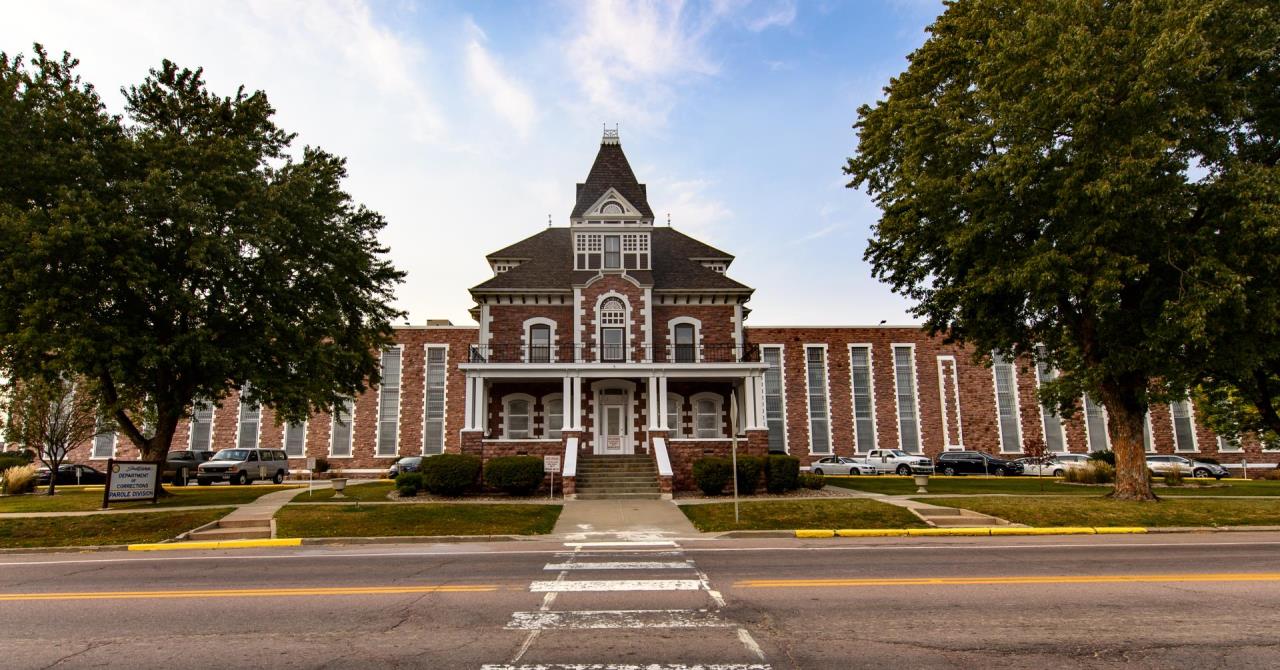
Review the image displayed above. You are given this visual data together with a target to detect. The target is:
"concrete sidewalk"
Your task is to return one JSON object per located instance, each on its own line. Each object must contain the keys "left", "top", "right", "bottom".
{"left": 552, "top": 498, "right": 698, "bottom": 540}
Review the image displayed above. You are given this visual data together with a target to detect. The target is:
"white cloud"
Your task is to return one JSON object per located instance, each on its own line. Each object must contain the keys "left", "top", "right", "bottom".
{"left": 649, "top": 177, "right": 733, "bottom": 242}
{"left": 741, "top": 1, "right": 797, "bottom": 31}
{"left": 464, "top": 19, "right": 537, "bottom": 138}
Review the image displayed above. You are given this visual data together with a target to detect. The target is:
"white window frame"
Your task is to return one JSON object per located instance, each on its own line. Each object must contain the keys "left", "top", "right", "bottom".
{"left": 1169, "top": 399, "right": 1199, "bottom": 453}
{"left": 668, "top": 317, "right": 702, "bottom": 363}
{"left": 595, "top": 293, "right": 630, "bottom": 363}
{"left": 667, "top": 392, "right": 685, "bottom": 438}
{"left": 761, "top": 345, "right": 788, "bottom": 453}
{"left": 849, "top": 344, "right": 877, "bottom": 453}
{"left": 1143, "top": 411, "right": 1155, "bottom": 453}
{"left": 91, "top": 425, "right": 117, "bottom": 460}
{"left": 523, "top": 317, "right": 557, "bottom": 363}
{"left": 891, "top": 344, "right": 922, "bottom": 453}
{"left": 804, "top": 344, "right": 832, "bottom": 454}
{"left": 991, "top": 352, "right": 1023, "bottom": 454}
{"left": 189, "top": 401, "right": 215, "bottom": 452}
{"left": 375, "top": 345, "right": 403, "bottom": 457}
{"left": 283, "top": 419, "right": 307, "bottom": 458}
{"left": 1082, "top": 394, "right": 1111, "bottom": 452}
{"left": 690, "top": 392, "right": 724, "bottom": 439}
{"left": 1218, "top": 435, "right": 1243, "bottom": 452}
{"left": 422, "top": 344, "right": 448, "bottom": 455}
{"left": 503, "top": 393, "right": 535, "bottom": 440}
{"left": 329, "top": 397, "right": 355, "bottom": 458}
{"left": 541, "top": 393, "right": 564, "bottom": 439}
{"left": 235, "top": 388, "right": 261, "bottom": 450}
{"left": 1033, "top": 355, "right": 1068, "bottom": 453}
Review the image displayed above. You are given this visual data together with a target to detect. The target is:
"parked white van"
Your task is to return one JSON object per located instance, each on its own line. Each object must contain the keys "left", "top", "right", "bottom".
{"left": 196, "top": 448, "right": 290, "bottom": 485}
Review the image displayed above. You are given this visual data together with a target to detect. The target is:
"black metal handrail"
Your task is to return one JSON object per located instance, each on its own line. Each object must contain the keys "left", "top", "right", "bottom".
{"left": 468, "top": 343, "right": 759, "bottom": 364}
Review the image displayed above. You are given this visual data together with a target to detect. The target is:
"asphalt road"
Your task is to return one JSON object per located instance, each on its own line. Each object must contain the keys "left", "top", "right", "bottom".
{"left": 2, "top": 532, "right": 1279, "bottom": 669}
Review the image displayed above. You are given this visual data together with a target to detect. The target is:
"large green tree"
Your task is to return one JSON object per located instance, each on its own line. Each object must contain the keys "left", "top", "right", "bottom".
{"left": 846, "top": 1, "right": 1278, "bottom": 500}
{"left": 0, "top": 47, "right": 405, "bottom": 462}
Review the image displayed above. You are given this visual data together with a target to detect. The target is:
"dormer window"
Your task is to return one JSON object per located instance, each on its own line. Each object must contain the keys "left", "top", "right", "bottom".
{"left": 702, "top": 261, "right": 728, "bottom": 273}
{"left": 576, "top": 232, "right": 649, "bottom": 270}
{"left": 495, "top": 262, "right": 518, "bottom": 274}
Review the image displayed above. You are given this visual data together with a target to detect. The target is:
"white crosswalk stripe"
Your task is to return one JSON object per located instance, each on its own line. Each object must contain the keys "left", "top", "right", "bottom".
{"left": 481, "top": 665, "right": 772, "bottom": 670}
{"left": 529, "top": 579, "right": 702, "bottom": 592}
{"left": 543, "top": 561, "right": 694, "bottom": 571}
{"left": 506, "top": 609, "right": 733, "bottom": 630}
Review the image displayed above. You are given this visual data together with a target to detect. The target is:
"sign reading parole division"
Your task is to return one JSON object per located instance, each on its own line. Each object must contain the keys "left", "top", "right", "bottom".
{"left": 544, "top": 455, "right": 561, "bottom": 473}
{"left": 103, "top": 460, "right": 162, "bottom": 507}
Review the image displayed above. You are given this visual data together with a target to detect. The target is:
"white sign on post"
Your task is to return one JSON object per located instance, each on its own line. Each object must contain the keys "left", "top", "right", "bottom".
{"left": 103, "top": 460, "right": 161, "bottom": 506}
{"left": 544, "top": 455, "right": 561, "bottom": 473}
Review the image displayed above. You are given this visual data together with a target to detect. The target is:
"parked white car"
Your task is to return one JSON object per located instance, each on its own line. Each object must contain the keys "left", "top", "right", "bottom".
{"left": 1018, "top": 453, "right": 1090, "bottom": 477}
{"left": 809, "top": 456, "right": 878, "bottom": 476}
{"left": 853, "top": 449, "right": 935, "bottom": 476}
{"left": 1146, "top": 455, "right": 1228, "bottom": 479}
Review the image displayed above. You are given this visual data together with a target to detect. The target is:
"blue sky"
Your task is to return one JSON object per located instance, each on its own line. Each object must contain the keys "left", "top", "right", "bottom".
{"left": 3, "top": 0, "right": 945, "bottom": 325}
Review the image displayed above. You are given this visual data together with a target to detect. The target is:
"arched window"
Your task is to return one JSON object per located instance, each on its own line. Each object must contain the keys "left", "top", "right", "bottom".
{"left": 529, "top": 324, "right": 551, "bottom": 362}
{"left": 504, "top": 394, "right": 534, "bottom": 439}
{"left": 601, "top": 201, "right": 623, "bottom": 215}
{"left": 667, "top": 393, "right": 684, "bottom": 437}
{"left": 599, "top": 297, "right": 626, "bottom": 362}
{"left": 692, "top": 392, "right": 724, "bottom": 439}
{"left": 542, "top": 394, "right": 564, "bottom": 439}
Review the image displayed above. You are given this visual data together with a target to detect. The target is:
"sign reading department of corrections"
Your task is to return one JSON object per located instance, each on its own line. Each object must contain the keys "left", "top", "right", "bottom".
{"left": 102, "top": 460, "right": 162, "bottom": 507}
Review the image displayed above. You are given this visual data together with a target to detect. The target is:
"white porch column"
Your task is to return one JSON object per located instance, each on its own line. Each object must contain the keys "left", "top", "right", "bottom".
{"left": 570, "top": 376, "right": 584, "bottom": 429}
{"left": 749, "top": 372, "right": 767, "bottom": 430}
{"left": 658, "top": 376, "right": 669, "bottom": 430}
{"left": 479, "top": 379, "right": 490, "bottom": 434}
{"left": 647, "top": 375, "right": 659, "bottom": 429}
{"left": 562, "top": 375, "right": 572, "bottom": 427}
{"left": 463, "top": 373, "right": 475, "bottom": 430}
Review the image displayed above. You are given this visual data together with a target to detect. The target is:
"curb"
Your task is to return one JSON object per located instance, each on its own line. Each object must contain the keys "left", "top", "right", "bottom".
{"left": 300, "top": 534, "right": 532, "bottom": 545}
{"left": 128, "top": 538, "right": 302, "bottom": 552}
{"left": 794, "top": 526, "right": 1151, "bottom": 537}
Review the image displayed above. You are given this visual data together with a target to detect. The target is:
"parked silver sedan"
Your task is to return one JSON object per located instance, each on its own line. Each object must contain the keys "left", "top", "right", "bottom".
{"left": 809, "top": 456, "right": 876, "bottom": 476}
{"left": 1018, "top": 453, "right": 1090, "bottom": 477}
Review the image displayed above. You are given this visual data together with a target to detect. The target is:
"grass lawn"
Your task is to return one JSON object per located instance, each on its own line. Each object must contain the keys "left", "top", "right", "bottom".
{"left": 0, "top": 508, "right": 230, "bottom": 549}
{"left": 0, "top": 485, "right": 303, "bottom": 514}
{"left": 827, "top": 476, "right": 1280, "bottom": 497}
{"left": 290, "top": 480, "right": 394, "bottom": 502}
{"left": 925, "top": 496, "right": 1280, "bottom": 527}
{"left": 680, "top": 499, "right": 926, "bottom": 532}
{"left": 275, "top": 503, "right": 562, "bottom": 537}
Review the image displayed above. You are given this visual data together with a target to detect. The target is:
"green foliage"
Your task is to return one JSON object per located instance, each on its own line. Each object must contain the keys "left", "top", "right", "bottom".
{"left": 419, "top": 454, "right": 481, "bottom": 497}
{"left": 844, "top": 1, "right": 1280, "bottom": 500}
{"left": 1063, "top": 462, "right": 1115, "bottom": 485}
{"left": 1194, "top": 383, "right": 1280, "bottom": 451}
{"left": 312, "top": 457, "right": 330, "bottom": 474}
{"left": 1164, "top": 466, "right": 1186, "bottom": 487}
{"left": 692, "top": 457, "right": 732, "bottom": 496}
{"left": 395, "top": 472, "right": 423, "bottom": 495}
{"left": 735, "top": 455, "right": 764, "bottom": 495}
{"left": 0, "top": 454, "right": 30, "bottom": 473}
{"left": 483, "top": 456, "right": 545, "bottom": 496}
{"left": 798, "top": 473, "right": 826, "bottom": 490}
{"left": 765, "top": 455, "right": 800, "bottom": 493}
{"left": 0, "top": 464, "right": 38, "bottom": 495}
{"left": 396, "top": 484, "right": 418, "bottom": 498}
{"left": 0, "top": 46, "right": 404, "bottom": 463}
{"left": 1088, "top": 451, "right": 1117, "bottom": 467}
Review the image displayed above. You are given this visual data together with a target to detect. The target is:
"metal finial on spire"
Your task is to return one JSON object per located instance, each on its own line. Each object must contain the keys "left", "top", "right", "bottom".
{"left": 667, "top": 212, "right": 671, "bottom": 226}
{"left": 547, "top": 214, "right": 552, "bottom": 228}
{"left": 602, "top": 123, "right": 620, "bottom": 145}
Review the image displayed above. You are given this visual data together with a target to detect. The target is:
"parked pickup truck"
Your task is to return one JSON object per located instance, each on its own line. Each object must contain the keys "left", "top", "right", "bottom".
{"left": 850, "top": 449, "right": 935, "bottom": 476}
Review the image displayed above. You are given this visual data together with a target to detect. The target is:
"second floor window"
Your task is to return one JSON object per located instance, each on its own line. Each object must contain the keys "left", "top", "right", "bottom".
{"left": 600, "top": 298, "right": 626, "bottom": 361}
{"left": 604, "top": 235, "right": 621, "bottom": 269}
{"left": 674, "top": 324, "right": 695, "bottom": 362}
{"left": 529, "top": 324, "right": 551, "bottom": 362}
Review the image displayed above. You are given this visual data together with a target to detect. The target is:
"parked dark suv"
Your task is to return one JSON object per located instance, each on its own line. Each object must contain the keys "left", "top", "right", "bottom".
{"left": 164, "top": 450, "right": 216, "bottom": 486}
{"left": 935, "top": 451, "right": 1024, "bottom": 476}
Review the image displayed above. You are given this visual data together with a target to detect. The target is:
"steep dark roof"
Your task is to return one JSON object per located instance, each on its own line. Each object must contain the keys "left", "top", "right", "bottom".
{"left": 571, "top": 141, "right": 654, "bottom": 219}
{"left": 471, "top": 228, "right": 748, "bottom": 293}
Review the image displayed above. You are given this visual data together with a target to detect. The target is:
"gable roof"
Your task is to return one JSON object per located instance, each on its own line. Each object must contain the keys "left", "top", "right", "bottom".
{"left": 570, "top": 141, "right": 654, "bottom": 219}
{"left": 472, "top": 228, "right": 748, "bottom": 293}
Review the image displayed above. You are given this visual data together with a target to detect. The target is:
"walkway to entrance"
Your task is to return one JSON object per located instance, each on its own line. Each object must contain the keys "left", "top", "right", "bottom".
{"left": 552, "top": 499, "right": 698, "bottom": 540}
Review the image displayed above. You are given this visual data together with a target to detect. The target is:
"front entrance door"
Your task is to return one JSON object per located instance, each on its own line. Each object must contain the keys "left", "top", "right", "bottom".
{"left": 595, "top": 388, "right": 632, "bottom": 455}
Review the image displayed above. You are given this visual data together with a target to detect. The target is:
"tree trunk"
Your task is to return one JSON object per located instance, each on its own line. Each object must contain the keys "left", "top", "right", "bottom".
{"left": 1099, "top": 382, "right": 1157, "bottom": 501}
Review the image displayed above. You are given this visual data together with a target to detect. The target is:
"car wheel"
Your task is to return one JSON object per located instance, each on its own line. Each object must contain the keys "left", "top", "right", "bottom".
{"left": 896, "top": 464, "right": 911, "bottom": 476}
{"left": 1193, "top": 468, "right": 1210, "bottom": 479}
{"left": 1052, "top": 469, "right": 1064, "bottom": 477}
{"left": 993, "top": 468, "right": 1006, "bottom": 477}
{"left": 813, "top": 468, "right": 824, "bottom": 476}
{"left": 198, "top": 478, "right": 212, "bottom": 486}
{"left": 230, "top": 471, "right": 245, "bottom": 486}
{"left": 943, "top": 466, "right": 957, "bottom": 476}
{"left": 273, "top": 470, "right": 285, "bottom": 484}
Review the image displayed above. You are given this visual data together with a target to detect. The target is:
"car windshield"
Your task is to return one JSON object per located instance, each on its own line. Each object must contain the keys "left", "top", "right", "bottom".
{"left": 886, "top": 450, "right": 910, "bottom": 458}
{"left": 212, "top": 450, "right": 251, "bottom": 462}
{"left": 399, "top": 457, "right": 421, "bottom": 465}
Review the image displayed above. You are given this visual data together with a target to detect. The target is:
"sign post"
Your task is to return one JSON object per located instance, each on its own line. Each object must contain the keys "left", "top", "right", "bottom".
{"left": 545, "top": 454, "right": 561, "bottom": 499}
{"left": 306, "top": 457, "right": 316, "bottom": 498}
{"left": 730, "top": 390, "right": 740, "bottom": 525}
{"left": 102, "top": 459, "right": 162, "bottom": 509}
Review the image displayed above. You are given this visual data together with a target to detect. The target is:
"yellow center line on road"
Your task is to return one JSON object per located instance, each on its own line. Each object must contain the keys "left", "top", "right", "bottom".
{"left": 0, "top": 584, "right": 499, "bottom": 602}
{"left": 736, "top": 572, "right": 1280, "bottom": 588}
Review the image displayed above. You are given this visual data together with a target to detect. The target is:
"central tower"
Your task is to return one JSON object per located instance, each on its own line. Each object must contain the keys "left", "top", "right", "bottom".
{"left": 570, "top": 129, "right": 654, "bottom": 271}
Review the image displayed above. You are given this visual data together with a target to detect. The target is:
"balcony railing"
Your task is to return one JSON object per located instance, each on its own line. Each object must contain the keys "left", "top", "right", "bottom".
{"left": 467, "top": 343, "right": 760, "bottom": 364}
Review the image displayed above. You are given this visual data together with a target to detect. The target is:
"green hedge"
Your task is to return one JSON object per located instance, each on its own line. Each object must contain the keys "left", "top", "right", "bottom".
{"left": 395, "top": 472, "right": 424, "bottom": 496}
{"left": 765, "top": 454, "right": 801, "bottom": 493}
{"left": 692, "top": 457, "right": 732, "bottom": 496}
{"left": 798, "top": 472, "right": 826, "bottom": 490}
{"left": 420, "top": 454, "right": 481, "bottom": 496}
{"left": 735, "top": 455, "right": 764, "bottom": 495}
{"left": 484, "top": 456, "right": 545, "bottom": 496}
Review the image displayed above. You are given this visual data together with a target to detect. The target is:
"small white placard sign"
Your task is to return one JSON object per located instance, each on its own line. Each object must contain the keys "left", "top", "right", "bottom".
{"left": 105, "top": 462, "right": 160, "bottom": 502}
{"left": 544, "top": 455, "right": 561, "bottom": 473}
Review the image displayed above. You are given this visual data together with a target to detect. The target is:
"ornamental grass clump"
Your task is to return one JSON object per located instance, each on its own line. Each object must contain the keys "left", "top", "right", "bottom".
{"left": 0, "top": 464, "right": 39, "bottom": 495}
{"left": 1063, "top": 461, "right": 1115, "bottom": 485}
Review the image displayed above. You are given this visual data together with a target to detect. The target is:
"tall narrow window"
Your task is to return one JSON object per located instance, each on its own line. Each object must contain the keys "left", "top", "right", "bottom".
{"left": 805, "top": 346, "right": 831, "bottom": 454}
{"left": 694, "top": 394, "right": 722, "bottom": 439}
{"left": 237, "top": 390, "right": 260, "bottom": 450}
{"left": 92, "top": 425, "right": 116, "bottom": 459}
{"left": 992, "top": 353, "right": 1022, "bottom": 453}
{"left": 1034, "top": 358, "right": 1067, "bottom": 452}
{"left": 762, "top": 347, "right": 786, "bottom": 452}
{"left": 190, "top": 401, "right": 214, "bottom": 452}
{"left": 423, "top": 346, "right": 447, "bottom": 455}
{"left": 1083, "top": 394, "right": 1109, "bottom": 452}
{"left": 604, "top": 235, "right": 621, "bottom": 269}
{"left": 330, "top": 397, "right": 354, "bottom": 457}
{"left": 850, "top": 346, "right": 876, "bottom": 452}
{"left": 599, "top": 298, "right": 626, "bottom": 362}
{"left": 377, "top": 348, "right": 401, "bottom": 456}
{"left": 893, "top": 346, "right": 921, "bottom": 452}
{"left": 505, "top": 396, "right": 532, "bottom": 439}
{"left": 529, "top": 325, "right": 551, "bottom": 363}
{"left": 674, "top": 324, "right": 695, "bottom": 362}
{"left": 1170, "top": 399, "right": 1197, "bottom": 452}
{"left": 1143, "top": 412, "right": 1155, "bottom": 452}
{"left": 544, "top": 395, "right": 564, "bottom": 439}
{"left": 667, "top": 393, "right": 684, "bottom": 437}
{"left": 284, "top": 420, "right": 306, "bottom": 457}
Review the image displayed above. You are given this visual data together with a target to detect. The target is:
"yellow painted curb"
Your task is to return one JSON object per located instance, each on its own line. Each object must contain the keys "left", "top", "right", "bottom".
{"left": 836, "top": 528, "right": 910, "bottom": 537}
{"left": 989, "top": 527, "right": 1096, "bottom": 536}
{"left": 906, "top": 527, "right": 992, "bottom": 536}
{"left": 1092, "top": 527, "right": 1149, "bottom": 534}
{"left": 794, "top": 530, "right": 836, "bottom": 538}
{"left": 128, "top": 538, "right": 302, "bottom": 552}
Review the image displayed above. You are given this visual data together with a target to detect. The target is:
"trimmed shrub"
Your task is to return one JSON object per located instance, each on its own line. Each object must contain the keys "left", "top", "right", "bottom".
{"left": 734, "top": 456, "right": 764, "bottom": 495}
{"left": 1164, "top": 465, "right": 1185, "bottom": 487}
{"left": 1063, "top": 461, "right": 1115, "bottom": 485}
{"left": 0, "top": 463, "right": 39, "bottom": 495}
{"left": 395, "top": 471, "right": 424, "bottom": 495}
{"left": 420, "top": 454, "right": 481, "bottom": 496}
{"left": 1261, "top": 467, "right": 1280, "bottom": 481}
{"left": 484, "top": 456, "right": 545, "bottom": 496}
{"left": 692, "top": 457, "right": 733, "bottom": 496}
{"left": 0, "top": 455, "right": 30, "bottom": 474}
{"left": 312, "top": 457, "right": 331, "bottom": 474}
{"left": 798, "top": 472, "right": 826, "bottom": 490}
{"left": 1088, "top": 450, "right": 1116, "bottom": 466}
{"left": 765, "top": 454, "right": 801, "bottom": 493}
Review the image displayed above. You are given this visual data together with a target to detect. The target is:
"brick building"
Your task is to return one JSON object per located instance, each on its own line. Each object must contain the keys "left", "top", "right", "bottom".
{"left": 74, "top": 131, "right": 1277, "bottom": 490}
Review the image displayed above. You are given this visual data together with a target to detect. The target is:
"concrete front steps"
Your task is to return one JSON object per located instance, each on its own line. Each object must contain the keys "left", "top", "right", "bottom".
{"left": 574, "top": 454, "right": 661, "bottom": 500}
{"left": 912, "top": 506, "right": 1011, "bottom": 528}
{"left": 186, "top": 516, "right": 272, "bottom": 541}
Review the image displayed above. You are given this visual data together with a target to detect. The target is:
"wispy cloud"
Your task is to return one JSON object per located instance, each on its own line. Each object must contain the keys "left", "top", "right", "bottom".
{"left": 791, "top": 221, "right": 847, "bottom": 245}
{"left": 464, "top": 19, "right": 537, "bottom": 138}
